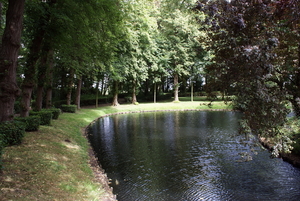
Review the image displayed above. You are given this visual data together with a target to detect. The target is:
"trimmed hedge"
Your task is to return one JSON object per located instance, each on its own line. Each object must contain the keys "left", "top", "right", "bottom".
{"left": 47, "top": 108, "right": 61, "bottom": 119}
{"left": 0, "top": 138, "right": 3, "bottom": 169}
{"left": 61, "top": 105, "right": 77, "bottom": 113}
{"left": 14, "top": 116, "right": 41, "bottom": 132}
{"left": 0, "top": 121, "right": 25, "bottom": 147}
{"left": 0, "top": 121, "right": 25, "bottom": 170}
{"left": 30, "top": 110, "right": 53, "bottom": 126}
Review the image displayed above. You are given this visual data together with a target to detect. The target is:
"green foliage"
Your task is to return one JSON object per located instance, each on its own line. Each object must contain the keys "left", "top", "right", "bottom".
{"left": 46, "top": 108, "right": 61, "bottom": 120}
{"left": 14, "top": 101, "right": 21, "bottom": 114}
{"left": 14, "top": 116, "right": 41, "bottom": 132}
{"left": 80, "top": 96, "right": 111, "bottom": 106}
{"left": 61, "top": 105, "right": 77, "bottom": 113}
{"left": 0, "top": 138, "right": 4, "bottom": 170}
{"left": 196, "top": 0, "right": 299, "bottom": 156}
{"left": 30, "top": 110, "right": 53, "bottom": 126}
{"left": 125, "top": 96, "right": 132, "bottom": 103}
{"left": 293, "top": 138, "right": 300, "bottom": 155}
{"left": 0, "top": 121, "right": 25, "bottom": 147}
{"left": 280, "top": 117, "right": 300, "bottom": 155}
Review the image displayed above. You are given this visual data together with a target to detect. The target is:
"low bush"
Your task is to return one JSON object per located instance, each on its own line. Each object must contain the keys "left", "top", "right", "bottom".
{"left": 0, "top": 138, "right": 4, "bottom": 170}
{"left": 0, "top": 121, "right": 25, "bottom": 146}
{"left": 61, "top": 105, "right": 77, "bottom": 113}
{"left": 46, "top": 108, "right": 61, "bottom": 119}
{"left": 14, "top": 101, "right": 21, "bottom": 114}
{"left": 15, "top": 116, "right": 41, "bottom": 131}
{"left": 125, "top": 96, "right": 132, "bottom": 103}
{"left": 30, "top": 110, "right": 53, "bottom": 125}
{"left": 292, "top": 138, "right": 300, "bottom": 155}
{"left": 80, "top": 97, "right": 111, "bottom": 106}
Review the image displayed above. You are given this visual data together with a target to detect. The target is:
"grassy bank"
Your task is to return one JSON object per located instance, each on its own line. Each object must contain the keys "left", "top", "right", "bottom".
{"left": 0, "top": 101, "right": 231, "bottom": 200}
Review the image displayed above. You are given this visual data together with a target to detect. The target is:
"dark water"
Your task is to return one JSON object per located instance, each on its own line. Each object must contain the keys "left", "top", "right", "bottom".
{"left": 87, "top": 111, "right": 300, "bottom": 201}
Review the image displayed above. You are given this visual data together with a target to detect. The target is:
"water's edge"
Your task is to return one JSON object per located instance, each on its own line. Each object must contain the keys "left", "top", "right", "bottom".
{"left": 84, "top": 109, "right": 300, "bottom": 200}
{"left": 83, "top": 109, "right": 232, "bottom": 200}
{"left": 83, "top": 127, "right": 117, "bottom": 201}
{"left": 259, "top": 137, "right": 300, "bottom": 168}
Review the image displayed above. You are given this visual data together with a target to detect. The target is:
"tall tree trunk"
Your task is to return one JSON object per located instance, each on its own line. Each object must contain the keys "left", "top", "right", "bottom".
{"left": 66, "top": 68, "right": 75, "bottom": 105}
{"left": 35, "top": 86, "right": 44, "bottom": 111}
{"left": 174, "top": 73, "right": 179, "bottom": 102}
{"left": 45, "top": 49, "right": 54, "bottom": 109}
{"left": 96, "top": 86, "right": 99, "bottom": 108}
{"left": 154, "top": 82, "right": 157, "bottom": 103}
{"left": 20, "top": 32, "right": 43, "bottom": 115}
{"left": 20, "top": 1, "right": 55, "bottom": 116}
{"left": 103, "top": 76, "right": 110, "bottom": 96}
{"left": 132, "top": 80, "right": 137, "bottom": 104}
{"left": 191, "top": 79, "right": 194, "bottom": 102}
{"left": 0, "top": 3, "right": 2, "bottom": 28}
{"left": 35, "top": 46, "right": 51, "bottom": 111}
{"left": 182, "top": 77, "right": 187, "bottom": 96}
{"left": 95, "top": 79, "right": 100, "bottom": 107}
{"left": 100, "top": 77, "right": 105, "bottom": 95}
{"left": 111, "top": 80, "right": 119, "bottom": 106}
{"left": 144, "top": 79, "right": 149, "bottom": 97}
{"left": 75, "top": 75, "right": 82, "bottom": 110}
{"left": 0, "top": 0, "right": 25, "bottom": 122}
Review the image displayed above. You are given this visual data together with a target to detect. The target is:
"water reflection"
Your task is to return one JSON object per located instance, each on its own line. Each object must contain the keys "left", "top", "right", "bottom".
{"left": 87, "top": 111, "right": 300, "bottom": 201}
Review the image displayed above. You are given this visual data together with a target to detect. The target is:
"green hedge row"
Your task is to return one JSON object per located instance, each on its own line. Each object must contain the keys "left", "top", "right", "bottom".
{"left": 30, "top": 110, "right": 53, "bottom": 126}
{"left": 15, "top": 116, "right": 41, "bottom": 132}
{"left": 61, "top": 105, "right": 77, "bottom": 113}
{"left": 47, "top": 108, "right": 61, "bottom": 119}
{"left": 0, "top": 121, "right": 26, "bottom": 169}
{"left": 0, "top": 108, "right": 61, "bottom": 170}
{"left": 0, "top": 121, "right": 25, "bottom": 146}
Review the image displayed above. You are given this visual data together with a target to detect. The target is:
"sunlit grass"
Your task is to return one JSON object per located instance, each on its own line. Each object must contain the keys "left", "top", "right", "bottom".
{"left": 1, "top": 100, "right": 231, "bottom": 200}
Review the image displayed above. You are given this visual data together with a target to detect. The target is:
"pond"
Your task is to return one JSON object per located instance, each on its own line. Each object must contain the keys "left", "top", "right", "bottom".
{"left": 87, "top": 111, "right": 300, "bottom": 201}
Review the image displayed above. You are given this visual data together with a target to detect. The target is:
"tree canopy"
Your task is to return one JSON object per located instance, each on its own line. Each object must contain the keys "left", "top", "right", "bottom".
{"left": 1, "top": 0, "right": 300, "bottom": 156}
{"left": 196, "top": 0, "right": 300, "bottom": 155}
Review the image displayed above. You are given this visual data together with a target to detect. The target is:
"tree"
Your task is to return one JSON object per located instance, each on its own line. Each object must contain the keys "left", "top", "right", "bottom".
{"left": 196, "top": 0, "right": 299, "bottom": 155}
{"left": 20, "top": 0, "right": 58, "bottom": 116}
{"left": 117, "top": 0, "right": 160, "bottom": 104}
{"left": 19, "top": 0, "right": 123, "bottom": 111}
{"left": 158, "top": 1, "right": 202, "bottom": 101}
{"left": 0, "top": 0, "right": 25, "bottom": 122}
{"left": 271, "top": 0, "right": 300, "bottom": 117}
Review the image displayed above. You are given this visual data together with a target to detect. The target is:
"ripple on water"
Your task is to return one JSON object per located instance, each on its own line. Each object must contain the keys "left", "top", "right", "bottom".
{"left": 88, "top": 111, "right": 300, "bottom": 201}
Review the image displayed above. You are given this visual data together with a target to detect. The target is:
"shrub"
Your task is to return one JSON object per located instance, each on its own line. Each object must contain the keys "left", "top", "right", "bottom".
{"left": 0, "top": 121, "right": 25, "bottom": 146}
{"left": 14, "top": 101, "right": 21, "bottom": 114}
{"left": 46, "top": 108, "right": 61, "bottom": 119}
{"left": 292, "top": 138, "right": 300, "bottom": 155}
{"left": 30, "top": 110, "right": 53, "bottom": 125}
{"left": 61, "top": 105, "right": 77, "bottom": 113}
{"left": 0, "top": 138, "right": 4, "bottom": 173}
{"left": 125, "top": 97, "right": 132, "bottom": 103}
{"left": 14, "top": 116, "right": 41, "bottom": 131}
